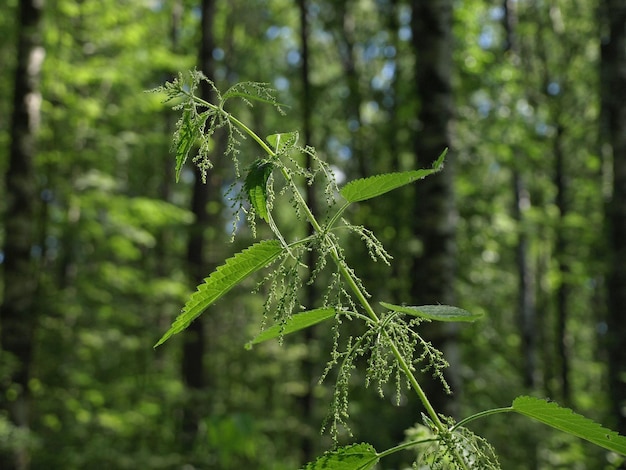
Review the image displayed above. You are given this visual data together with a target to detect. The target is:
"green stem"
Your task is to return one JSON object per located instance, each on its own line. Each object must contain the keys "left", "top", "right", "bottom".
{"left": 199, "top": 89, "right": 469, "bottom": 469}
{"left": 376, "top": 437, "right": 441, "bottom": 460}
{"left": 450, "top": 406, "right": 514, "bottom": 432}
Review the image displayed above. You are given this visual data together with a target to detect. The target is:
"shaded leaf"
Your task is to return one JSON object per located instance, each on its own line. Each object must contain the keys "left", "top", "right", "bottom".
{"left": 512, "top": 396, "right": 626, "bottom": 456}
{"left": 246, "top": 308, "right": 335, "bottom": 349}
{"left": 155, "top": 240, "right": 284, "bottom": 347}
{"left": 301, "top": 443, "right": 379, "bottom": 470}
{"left": 339, "top": 149, "right": 446, "bottom": 203}
{"left": 380, "top": 302, "right": 482, "bottom": 322}
{"left": 245, "top": 160, "right": 274, "bottom": 222}
{"left": 174, "top": 106, "right": 201, "bottom": 182}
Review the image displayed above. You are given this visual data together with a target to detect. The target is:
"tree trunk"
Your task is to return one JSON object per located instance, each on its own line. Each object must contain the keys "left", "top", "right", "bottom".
{"left": 180, "top": 0, "right": 219, "bottom": 451}
{"left": 297, "top": 0, "right": 317, "bottom": 464}
{"left": 409, "top": 0, "right": 458, "bottom": 416}
{"left": 553, "top": 123, "right": 571, "bottom": 405}
{"left": 602, "top": 0, "right": 626, "bottom": 436}
{"left": 0, "top": 1, "right": 45, "bottom": 469}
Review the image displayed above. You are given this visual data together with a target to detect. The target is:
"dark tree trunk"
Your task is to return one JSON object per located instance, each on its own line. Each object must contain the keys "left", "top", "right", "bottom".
{"left": 297, "top": 0, "right": 317, "bottom": 464}
{"left": 409, "top": 0, "right": 458, "bottom": 416}
{"left": 602, "top": 0, "right": 626, "bottom": 436}
{"left": 553, "top": 123, "right": 571, "bottom": 405}
{"left": 0, "top": 1, "right": 45, "bottom": 469}
{"left": 180, "top": 0, "right": 219, "bottom": 451}
{"left": 513, "top": 172, "right": 537, "bottom": 390}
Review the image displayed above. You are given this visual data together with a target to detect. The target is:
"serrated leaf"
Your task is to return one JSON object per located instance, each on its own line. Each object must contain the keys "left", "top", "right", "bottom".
{"left": 380, "top": 302, "right": 482, "bottom": 322}
{"left": 222, "top": 81, "right": 284, "bottom": 107}
{"left": 246, "top": 308, "right": 335, "bottom": 349}
{"left": 512, "top": 396, "right": 626, "bottom": 455}
{"left": 155, "top": 240, "right": 284, "bottom": 347}
{"left": 244, "top": 160, "right": 274, "bottom": 222}
{"left": 266, "top": 131, "right": 299, "bottom": 154}
{"left": 433, "top": 147, "right": 448, "bottom": 170}
{"left": 339, "top": 170, "right": 432, "bottom": 203}
{"left": 301, "top": 443, "right": 379, "bottom": 470}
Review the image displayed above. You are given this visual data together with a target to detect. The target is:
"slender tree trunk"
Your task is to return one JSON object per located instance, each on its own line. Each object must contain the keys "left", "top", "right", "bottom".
{"left": 297, "top": 0, "right": 317, "bottom": 463}
{"left": 0, "top": 1, "right": 45, "bottom": 469}
{"left": 503, "top": 0, "right": 538, "bottom": 393}
{"left": 602, "top": 0, "right": 626, "bottom": 436}
{"left": 513, "top": 172, "right": 537, "bottom": 389}
{"left": 334, "top": 1, "right": 367, "bottom": 177}
{"left": 409, "top": 0, "right": 459, "bottom": 416}
{"left": 180, "top": 0, "right": 219, "bottom": 451}
{"left": 553, "top": 123, "right": 571, "bottom": 405}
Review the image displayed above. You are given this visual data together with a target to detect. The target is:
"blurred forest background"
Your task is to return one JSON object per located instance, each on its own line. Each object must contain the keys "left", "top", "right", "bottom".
{"left": 1, "top": 0, "right": 626, "bottom": 469}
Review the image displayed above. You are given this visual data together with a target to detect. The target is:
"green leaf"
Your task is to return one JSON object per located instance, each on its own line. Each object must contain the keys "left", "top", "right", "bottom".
{"left": 244, "top": 160, "right": 274, "bottom": 222}
{"left": 512, "top": 396, "right": 626, "bottom": 456}
{"left": 339, "top": 149, "right": 447, "bottom": 203}
{"left": 246, "top": 308, "right": 335, "bottom": 349}
{"left": 380, "top": 302, "right": 483, "bottom": 322}
{"left": 433, "top": 147, "right": 448, "bottom": 170}
{"left": 266, "top": 131, "right": 299, "bottom": 154}
{"left": 174, "top": 107, "right": 200, "bottom": 182}
{"left": 301, "top": 443, "right": 379, "bottom": 470}
{"left": 155, "top": 240, "right": 284, "bottom": 347}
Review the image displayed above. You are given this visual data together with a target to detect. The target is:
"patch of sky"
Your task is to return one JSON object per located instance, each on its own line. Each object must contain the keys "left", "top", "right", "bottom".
{"left": 398, "top": 26, "right": 411, "bottom": 41}
{"left": 274, "top": 76, "right": 290, "bottom": 91}
{"left": 328, "top": 137, "right": 352, "bottom": 162}
{"left": 266, "top": 25, "right": 281, "bottom": 40}
{"left": 383, "top": 45, "right": 396, "bottom": 58}
{"left": 547, "top": 81, "right": 560, "bottom": 96}
{"left": 398, "top": 4, "right": 411, "bottom": 25}
{"left": 287, "top": 49, "right": 301, "bottom": 66}
{"left": 472, "top": 90, "right": 492, "bottom": 117}
{"left": 479, "top": 26, "right": 496, "bottom": 49}
{"left": 363, "top": 43, "right": 380, "bottom": 61}
{"left": 331, "top": 165, "right": 346, "bottom": 185}
{"left": 212, "top": 48, "right": 224, "bottom": 61}
{"left": 372, "top": 61, "right": 396, "bottom": 90}
{"left": 490, "top": 6, "right": 505, "bottom": 21}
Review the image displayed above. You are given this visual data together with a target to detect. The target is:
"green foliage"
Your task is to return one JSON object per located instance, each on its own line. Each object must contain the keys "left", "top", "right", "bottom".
{"left": 155, "top": 72, "right": 626, "bottom": 469}
{"left": 511, "top": 396, "right": 626, "bottom": 455}
{"left": 244, "top": 159, "right": 275, "bottom": 223}
{"left": 155, "top": 239, "right": 284, "bottom": 347}
{"left": 246, "top": 307, "right": 336, "bottom": 349}
{"left": 301, "top": 443, "right": 378, "bottom": 470}
{"left": 380, "top": 302, "right": 483, "bottom": 322}
{"left": 339, "top": 151, "right": 445, "bottom": 203}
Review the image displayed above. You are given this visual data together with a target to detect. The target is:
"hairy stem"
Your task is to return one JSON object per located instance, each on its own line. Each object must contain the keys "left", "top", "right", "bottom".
{"left": 190, "top": 88, "right": 469, "bottom": 468}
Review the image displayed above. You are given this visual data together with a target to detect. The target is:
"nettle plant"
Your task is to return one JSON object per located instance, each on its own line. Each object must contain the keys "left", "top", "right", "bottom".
{"left": 153, "top": 70, "right": 626, "bottom": 469}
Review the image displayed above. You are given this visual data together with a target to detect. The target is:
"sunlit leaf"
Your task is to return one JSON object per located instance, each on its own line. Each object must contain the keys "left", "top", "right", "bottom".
{"left": 266, "top": 131, "right": 299, "bottom": 154}
{"left": 246, "top": 308, "right": 335, "bottom": 349}
{"left": 380, "top": 302, "right": 482, "bottom": 322}
{"left": 155, "top": 240, "right": 284, "bottom": 347}
{"left": 512, "top": 396, "right": 626, "bottom": 456}
{"left": 339, "top": 149, "right": 446, "bottom": 203}
{"left": 301, "top": 443, "right": 379, "bottom": 470}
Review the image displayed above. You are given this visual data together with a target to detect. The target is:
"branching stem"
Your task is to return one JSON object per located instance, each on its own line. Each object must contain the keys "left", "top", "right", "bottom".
{"left": 185, "top": 87, "right": 469, "bottom": 469}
